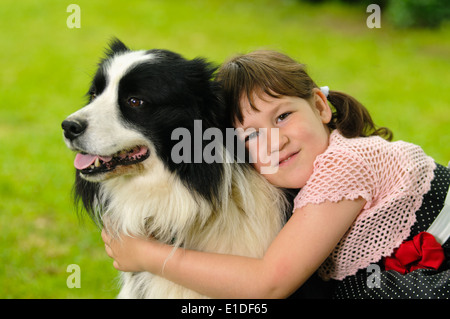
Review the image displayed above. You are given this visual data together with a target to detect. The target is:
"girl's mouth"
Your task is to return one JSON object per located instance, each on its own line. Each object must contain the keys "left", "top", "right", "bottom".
{"left": 278, "top": 151, "right": 299, "bottom": 167}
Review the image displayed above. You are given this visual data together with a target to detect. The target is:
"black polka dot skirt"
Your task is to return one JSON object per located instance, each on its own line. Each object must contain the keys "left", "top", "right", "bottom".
{"left": 332, "top": 163, "right": 450, "bottom": 299}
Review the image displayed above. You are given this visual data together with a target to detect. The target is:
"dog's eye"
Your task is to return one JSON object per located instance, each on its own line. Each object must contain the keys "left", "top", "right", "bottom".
{"left": 127, "top": 97, "right": 144, "bottom": 108}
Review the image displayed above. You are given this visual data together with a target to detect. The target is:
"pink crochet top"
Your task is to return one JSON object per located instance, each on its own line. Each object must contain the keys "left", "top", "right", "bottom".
{"left": 293, "top": 130, "right": 436, "bottom": 280}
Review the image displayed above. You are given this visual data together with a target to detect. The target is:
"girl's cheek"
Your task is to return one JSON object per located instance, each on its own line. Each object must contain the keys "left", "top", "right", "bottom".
{"left": 247, "top": 143, "right": 259, "bottom": 167}
{"left": 247, "top": 142, "right": 273, "bottom": 174}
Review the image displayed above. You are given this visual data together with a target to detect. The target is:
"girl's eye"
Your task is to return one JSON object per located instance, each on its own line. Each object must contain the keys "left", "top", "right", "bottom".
{"left": 127, "top": 97, "right": 144, "bottom": 107}
{"left": 244, "top": 131, "right": 259, "bottom": 142}
{"left": 276, "top": 112, "right": 291, "bottom": 123}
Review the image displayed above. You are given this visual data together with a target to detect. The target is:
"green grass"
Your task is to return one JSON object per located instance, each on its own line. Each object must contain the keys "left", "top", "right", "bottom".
{"left": 1, "top": 0, "right": 449, "bottom": 298}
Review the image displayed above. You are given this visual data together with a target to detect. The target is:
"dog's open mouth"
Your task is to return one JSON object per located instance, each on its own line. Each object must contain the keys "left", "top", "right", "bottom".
{"left": 74, "top": 145, "right": 150, "bottom": 175}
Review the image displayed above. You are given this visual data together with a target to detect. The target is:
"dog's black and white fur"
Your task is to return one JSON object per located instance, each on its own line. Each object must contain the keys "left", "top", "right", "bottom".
{"left": 62, "top": 39, "right": 287, "bottom": 298}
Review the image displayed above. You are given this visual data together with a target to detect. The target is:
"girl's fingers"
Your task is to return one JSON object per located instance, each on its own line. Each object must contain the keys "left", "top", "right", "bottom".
{"left": 101, "top": 228, "right": 111, "bottom": 244}
{"left": 102, "top": 228, "right": 115, "bottom": 258}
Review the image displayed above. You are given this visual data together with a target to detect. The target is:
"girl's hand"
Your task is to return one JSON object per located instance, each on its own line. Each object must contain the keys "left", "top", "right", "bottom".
{"left": 101, "top": 229, "right": 153, "bottom": 272}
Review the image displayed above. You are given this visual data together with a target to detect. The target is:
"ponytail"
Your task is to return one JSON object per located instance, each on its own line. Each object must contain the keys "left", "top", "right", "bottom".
{"left": 326, "top": 90, "right": 393, "bottom": 141}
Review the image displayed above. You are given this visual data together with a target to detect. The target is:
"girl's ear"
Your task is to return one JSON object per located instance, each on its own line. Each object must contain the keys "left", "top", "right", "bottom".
{"left": 313, "top": 88, "right": 332, "bottom": 124}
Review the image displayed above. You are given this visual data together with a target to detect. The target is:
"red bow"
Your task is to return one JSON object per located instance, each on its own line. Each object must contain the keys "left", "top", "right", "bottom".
{"left": 384, "top": 232, "right": 445, "bottom": 274}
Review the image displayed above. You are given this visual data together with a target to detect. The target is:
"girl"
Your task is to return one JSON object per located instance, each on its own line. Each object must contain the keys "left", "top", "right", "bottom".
{"left": 102, "top": 50, "right": 450, "bottom": 299}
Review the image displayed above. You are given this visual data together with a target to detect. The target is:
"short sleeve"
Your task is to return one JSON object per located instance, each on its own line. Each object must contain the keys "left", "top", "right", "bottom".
{"left": 293, "top": 148, "right": 375, "bottom": 211}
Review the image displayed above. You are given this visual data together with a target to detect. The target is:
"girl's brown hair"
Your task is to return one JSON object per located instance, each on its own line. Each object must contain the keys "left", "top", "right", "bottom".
{"left": 216, "top": 50, "right": 392, "bottom": 141}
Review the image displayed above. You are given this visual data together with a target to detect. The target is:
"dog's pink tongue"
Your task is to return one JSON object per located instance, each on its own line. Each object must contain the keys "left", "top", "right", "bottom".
{"left": 74, "top": 153, "right": 112, "bottom": 170}
{"left": 74, "top": 153, "right": 97, "bottom": 170}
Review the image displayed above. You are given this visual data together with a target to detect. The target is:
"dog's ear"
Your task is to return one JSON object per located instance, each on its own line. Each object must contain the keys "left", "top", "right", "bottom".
{"left": 106, "top": 38, "right": 130, "bottom": 56}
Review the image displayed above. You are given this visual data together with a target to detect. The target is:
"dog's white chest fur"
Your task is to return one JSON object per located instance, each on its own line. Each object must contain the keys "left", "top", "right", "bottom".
{"left": 100, "top": 159, "right": 285, "bottom": 299}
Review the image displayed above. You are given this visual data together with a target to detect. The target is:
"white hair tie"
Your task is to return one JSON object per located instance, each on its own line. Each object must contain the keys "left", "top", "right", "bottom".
{"left": 320, "top": 86, "right": 329, "bottom": 98}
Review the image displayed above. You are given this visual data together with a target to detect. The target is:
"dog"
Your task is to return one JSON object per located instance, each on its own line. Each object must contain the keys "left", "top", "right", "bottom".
{"left": 62, "top": 39, "right": 287, "bottom": 298}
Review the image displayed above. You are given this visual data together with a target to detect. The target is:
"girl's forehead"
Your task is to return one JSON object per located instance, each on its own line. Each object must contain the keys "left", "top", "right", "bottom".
{"left": 235, "top": 105, "right": 258, "bottom": 129}
{"left": 241, "top": 92, "right": 293, "bottom": 111}
{"left": 240, "top": 90, "right": 279, "bottom": 111}
{"left": 234, "top": 87, "right": 281, "bottom": 126}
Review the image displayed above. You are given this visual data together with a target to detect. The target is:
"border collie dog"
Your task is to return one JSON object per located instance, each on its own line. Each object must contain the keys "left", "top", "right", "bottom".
{"left": 62, "top": 39, "right": 287, "bottom": 298}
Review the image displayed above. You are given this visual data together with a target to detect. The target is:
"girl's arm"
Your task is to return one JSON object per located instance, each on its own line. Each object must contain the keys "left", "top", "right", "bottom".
{"left": 103, "top": 197, "right": 365, "bottom": 298}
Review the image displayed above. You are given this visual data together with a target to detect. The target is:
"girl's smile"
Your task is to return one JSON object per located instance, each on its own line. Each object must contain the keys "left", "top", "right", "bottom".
{"left": 278, "top": 150, "right": 299, "bottom": 167}
{"left": 236, "top": 89, "right": 332, "bottom": 189}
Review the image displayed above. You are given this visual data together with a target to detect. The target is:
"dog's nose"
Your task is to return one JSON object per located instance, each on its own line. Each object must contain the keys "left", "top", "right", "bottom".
{"left": 62, "top": 119, "right": 87, "bottom": 140}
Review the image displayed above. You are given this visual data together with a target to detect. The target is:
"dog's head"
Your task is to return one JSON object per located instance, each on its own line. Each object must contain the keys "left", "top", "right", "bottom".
{"left": 62, "top": 39, "right": 226, "bottom": 182}
{"left": 62, "top": 40, "right": 232, "bottom": 219}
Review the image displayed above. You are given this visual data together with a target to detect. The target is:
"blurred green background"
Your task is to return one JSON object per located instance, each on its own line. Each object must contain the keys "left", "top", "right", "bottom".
{"left": 1, "top": 0, "right": 449, "bottom": 298}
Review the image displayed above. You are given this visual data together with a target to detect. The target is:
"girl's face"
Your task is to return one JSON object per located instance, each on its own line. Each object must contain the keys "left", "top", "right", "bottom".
{"left": 235, "top": 89, "right": 332, "bottom": 189}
